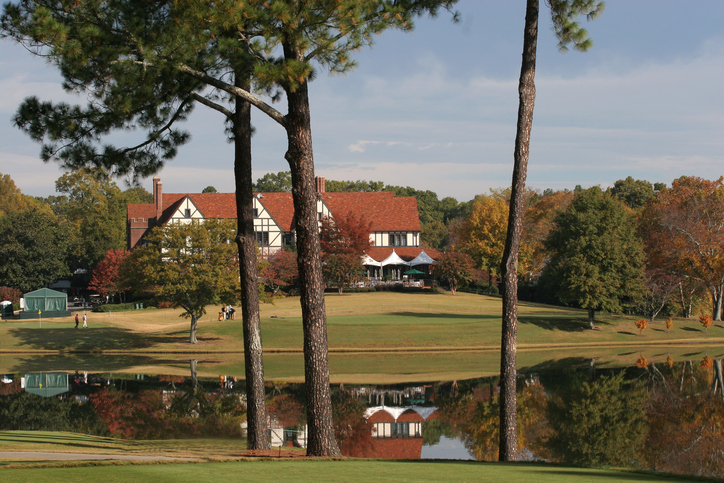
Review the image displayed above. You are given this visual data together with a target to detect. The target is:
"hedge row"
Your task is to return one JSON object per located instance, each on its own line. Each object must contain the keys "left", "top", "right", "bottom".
{"left": 93, "top": 303, "right": 156, "bottom": 312}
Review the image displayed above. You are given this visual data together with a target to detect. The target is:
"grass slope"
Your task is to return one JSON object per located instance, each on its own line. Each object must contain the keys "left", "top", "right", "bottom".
{"left": 1, "top": 292, "right": 722, "bottom": 381}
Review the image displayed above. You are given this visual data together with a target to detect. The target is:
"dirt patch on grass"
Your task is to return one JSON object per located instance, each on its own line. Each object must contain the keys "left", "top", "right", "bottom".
{"left": 237, "top": 449, "right": 307, "bottom": 459}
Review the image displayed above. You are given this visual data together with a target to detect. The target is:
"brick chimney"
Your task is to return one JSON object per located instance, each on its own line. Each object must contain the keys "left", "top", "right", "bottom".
{"left": 153, "top": 177, "right": 163, "bottom": 222}
{"left": 315, "top": 176, "right": 326, "bottom": 194}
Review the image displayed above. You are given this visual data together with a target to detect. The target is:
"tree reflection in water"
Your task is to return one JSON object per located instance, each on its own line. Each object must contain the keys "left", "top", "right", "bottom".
{"left": 2, "top": 355, "right": 724, "bottom": 478}
{"left": 645, "top": 357, "right": 724, "bottom": 477}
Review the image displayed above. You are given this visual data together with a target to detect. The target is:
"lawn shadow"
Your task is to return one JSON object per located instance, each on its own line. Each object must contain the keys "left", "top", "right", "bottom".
{"left": 390, "top": 312, "right": 498, "bottom": 321}
{"left": 8, "top": 327, "right": 190, "bottom": 351}
{"left": 519, "top": 356, "right": 593, "bottom": 373}
{"left": 519, "top": 316, "right": 599, "bottom": 332}
{"left": 617, "top": 331, "right": 637, "bottom": 336}
{"left": 2, "top": 353, "right": 184, "bottom": 373}
{"left": 681, "top": 327, "right": 701, "bottom": 332}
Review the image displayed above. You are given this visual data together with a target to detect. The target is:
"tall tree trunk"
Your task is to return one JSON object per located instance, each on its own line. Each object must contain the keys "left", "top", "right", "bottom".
{"left": 233, "top": 71, "right": 269, "bottom": 450}
{"left": 499, "top": 0, "right": 539, "bottom": 463}
{"left": 189, "top": 315, "right": 197, "bottom": 344}
{"left": 283, "top": 42, "right": 341, "bottom": 458}
{"left": 711, "top": 284, "right": 723, "bottom": 321}
{"left": 588, "top": 307, "right": 596, "bottom": 329}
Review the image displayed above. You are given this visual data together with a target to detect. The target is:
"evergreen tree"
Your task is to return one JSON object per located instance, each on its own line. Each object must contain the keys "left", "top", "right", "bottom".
{"left": 540, "top": 187, "right": 645, "bottom": 328}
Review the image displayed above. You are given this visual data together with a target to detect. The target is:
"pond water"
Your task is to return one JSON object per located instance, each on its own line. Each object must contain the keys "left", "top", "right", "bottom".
{"left": 2, "top": 354, "right": 724, "bottom": 478}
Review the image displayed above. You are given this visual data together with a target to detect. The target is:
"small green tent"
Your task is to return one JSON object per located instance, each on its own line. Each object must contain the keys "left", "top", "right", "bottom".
{"left": 20, "top": 288, "right": 71, "bottom": 319}
{"left": 24, "top": 372, "right": 70, "bottom": 397}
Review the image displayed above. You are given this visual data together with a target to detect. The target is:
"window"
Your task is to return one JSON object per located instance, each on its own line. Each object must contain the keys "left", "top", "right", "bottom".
{"left": 184, "top": 208, "right": 191, "bottom": 218}
{"left": 389, "top": 232, "right": 407, "bottom": 247}
{"left": 373, "top": 422, "right": 416, "bottom": 438}
{"left": 255, "top": 231, "right": 270, "bottom": 246}
{"left": 253, "top": 208, "right": 259, "bottom": 217}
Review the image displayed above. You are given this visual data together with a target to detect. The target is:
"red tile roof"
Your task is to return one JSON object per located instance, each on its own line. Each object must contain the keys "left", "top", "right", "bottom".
{"left": 126, "top": 203, "right": 156, "bottom": 220}
{"left": 255, "top": 192, "right": 296, "bottom": 231}
{"left": 321, "top": 192, "right": 421, "bottom": 232}
{"left": 128, "top": 190, "right": 421, "bottom": 236}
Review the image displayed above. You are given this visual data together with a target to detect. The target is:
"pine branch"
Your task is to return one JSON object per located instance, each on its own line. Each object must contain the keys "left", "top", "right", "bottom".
{"left": 191, "top": 93, "right": 233, "bottom": 119}
{"left": 176, "top": 64, "right": 286, "bottom": 127}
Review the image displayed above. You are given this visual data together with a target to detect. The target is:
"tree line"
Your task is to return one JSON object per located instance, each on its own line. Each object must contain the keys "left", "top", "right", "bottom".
{"left": 256, "top": 171, "right": 724, "bottom": 324}
{"left": 3, "top": 170, "right": 721, "bottom": 327}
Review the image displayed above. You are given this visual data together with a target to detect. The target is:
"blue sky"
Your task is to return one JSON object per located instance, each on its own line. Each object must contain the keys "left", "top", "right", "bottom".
{"left": 1, "top": 0, "right": 722, "bottom": 203}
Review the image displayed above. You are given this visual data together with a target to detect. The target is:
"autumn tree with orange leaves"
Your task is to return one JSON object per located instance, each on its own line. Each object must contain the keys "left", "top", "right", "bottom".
{"left": 522, "top": 190, "right": 574, "bottom": 280}
{"left": 700, "top": 315, "right": 713, "bottom": 333}
{"left": 459, "top": 195, "right": 508, "bottom": 290}
{"left": 642, "top": 177, "right": 724, "bottom": 320}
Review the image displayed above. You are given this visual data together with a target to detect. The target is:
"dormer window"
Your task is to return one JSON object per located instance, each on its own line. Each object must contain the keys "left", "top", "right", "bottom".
{"left": 389, "top": 232, "right": 407, "bottom": 247}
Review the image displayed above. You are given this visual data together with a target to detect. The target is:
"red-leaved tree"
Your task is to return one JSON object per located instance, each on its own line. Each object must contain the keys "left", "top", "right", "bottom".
{"left": 261, "top": 249, "right": 299, "bottom": 293}
{"left": 319, "top": 212, "right": 372, "bottom": 294}
{"left": 435, "top": 251, "right": 476, "bottom": 295}
{"left": 88, "top": 248, "right": 129, "bottom": 302}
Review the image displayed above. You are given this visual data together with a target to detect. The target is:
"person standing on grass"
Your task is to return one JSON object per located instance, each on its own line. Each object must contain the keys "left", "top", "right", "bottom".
{"left": 82, "top": 313, "right": 87, "bottom": 328}
{"left": 75, "top": 314, "right": 79, "bottom": 329}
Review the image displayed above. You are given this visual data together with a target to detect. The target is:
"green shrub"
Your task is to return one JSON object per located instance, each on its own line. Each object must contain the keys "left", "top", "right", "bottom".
{"left": 93, "top": 302, "right": 152, "bottom": 312}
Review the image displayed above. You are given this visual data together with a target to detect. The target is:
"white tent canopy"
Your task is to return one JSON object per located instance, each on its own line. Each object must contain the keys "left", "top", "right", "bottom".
{"left": 408, "top": 250, "right": 436, "bottom": 266}
{"left": 379, "top": 250, "right": 408, "bottom": 267}
{"left": 361, "top": 254, "right": 381, "bottom": 267}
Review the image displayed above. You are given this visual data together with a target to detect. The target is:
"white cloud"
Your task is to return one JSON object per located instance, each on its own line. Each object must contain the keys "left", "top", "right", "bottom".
{"left": 347, "top": 140, "right": 380, "bottom": 153}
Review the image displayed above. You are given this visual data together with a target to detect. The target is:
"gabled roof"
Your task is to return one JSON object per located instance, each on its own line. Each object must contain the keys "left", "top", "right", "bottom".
{"left": 158, "top": 193, "right": 237, "bottom": 224}
{"left": 320, "top": 192, "right": 421, "bottom": 232}
{"left": 127, "top": 188, "right": 420, "bottom": 236}
{"left": 255, "top": 192, "right": 295, "bottom": 231}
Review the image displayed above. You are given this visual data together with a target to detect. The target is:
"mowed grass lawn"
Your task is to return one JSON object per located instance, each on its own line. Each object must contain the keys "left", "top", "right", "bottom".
{"left": 0, "top": 460, "right": 707, "bottom": 483}
{"left": 2, "top": 291, "right": 721, "bottom": 352}
{"left": 0, "top": 432, "right": 704, "bottom": 483}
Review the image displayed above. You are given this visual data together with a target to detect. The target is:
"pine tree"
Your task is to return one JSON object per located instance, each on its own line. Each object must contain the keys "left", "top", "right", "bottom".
{"left": 2, "top": 0, "right": 458, "bottom": 456}
{"left": 498, "top": 0, "right": 604, "bottom": 461}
